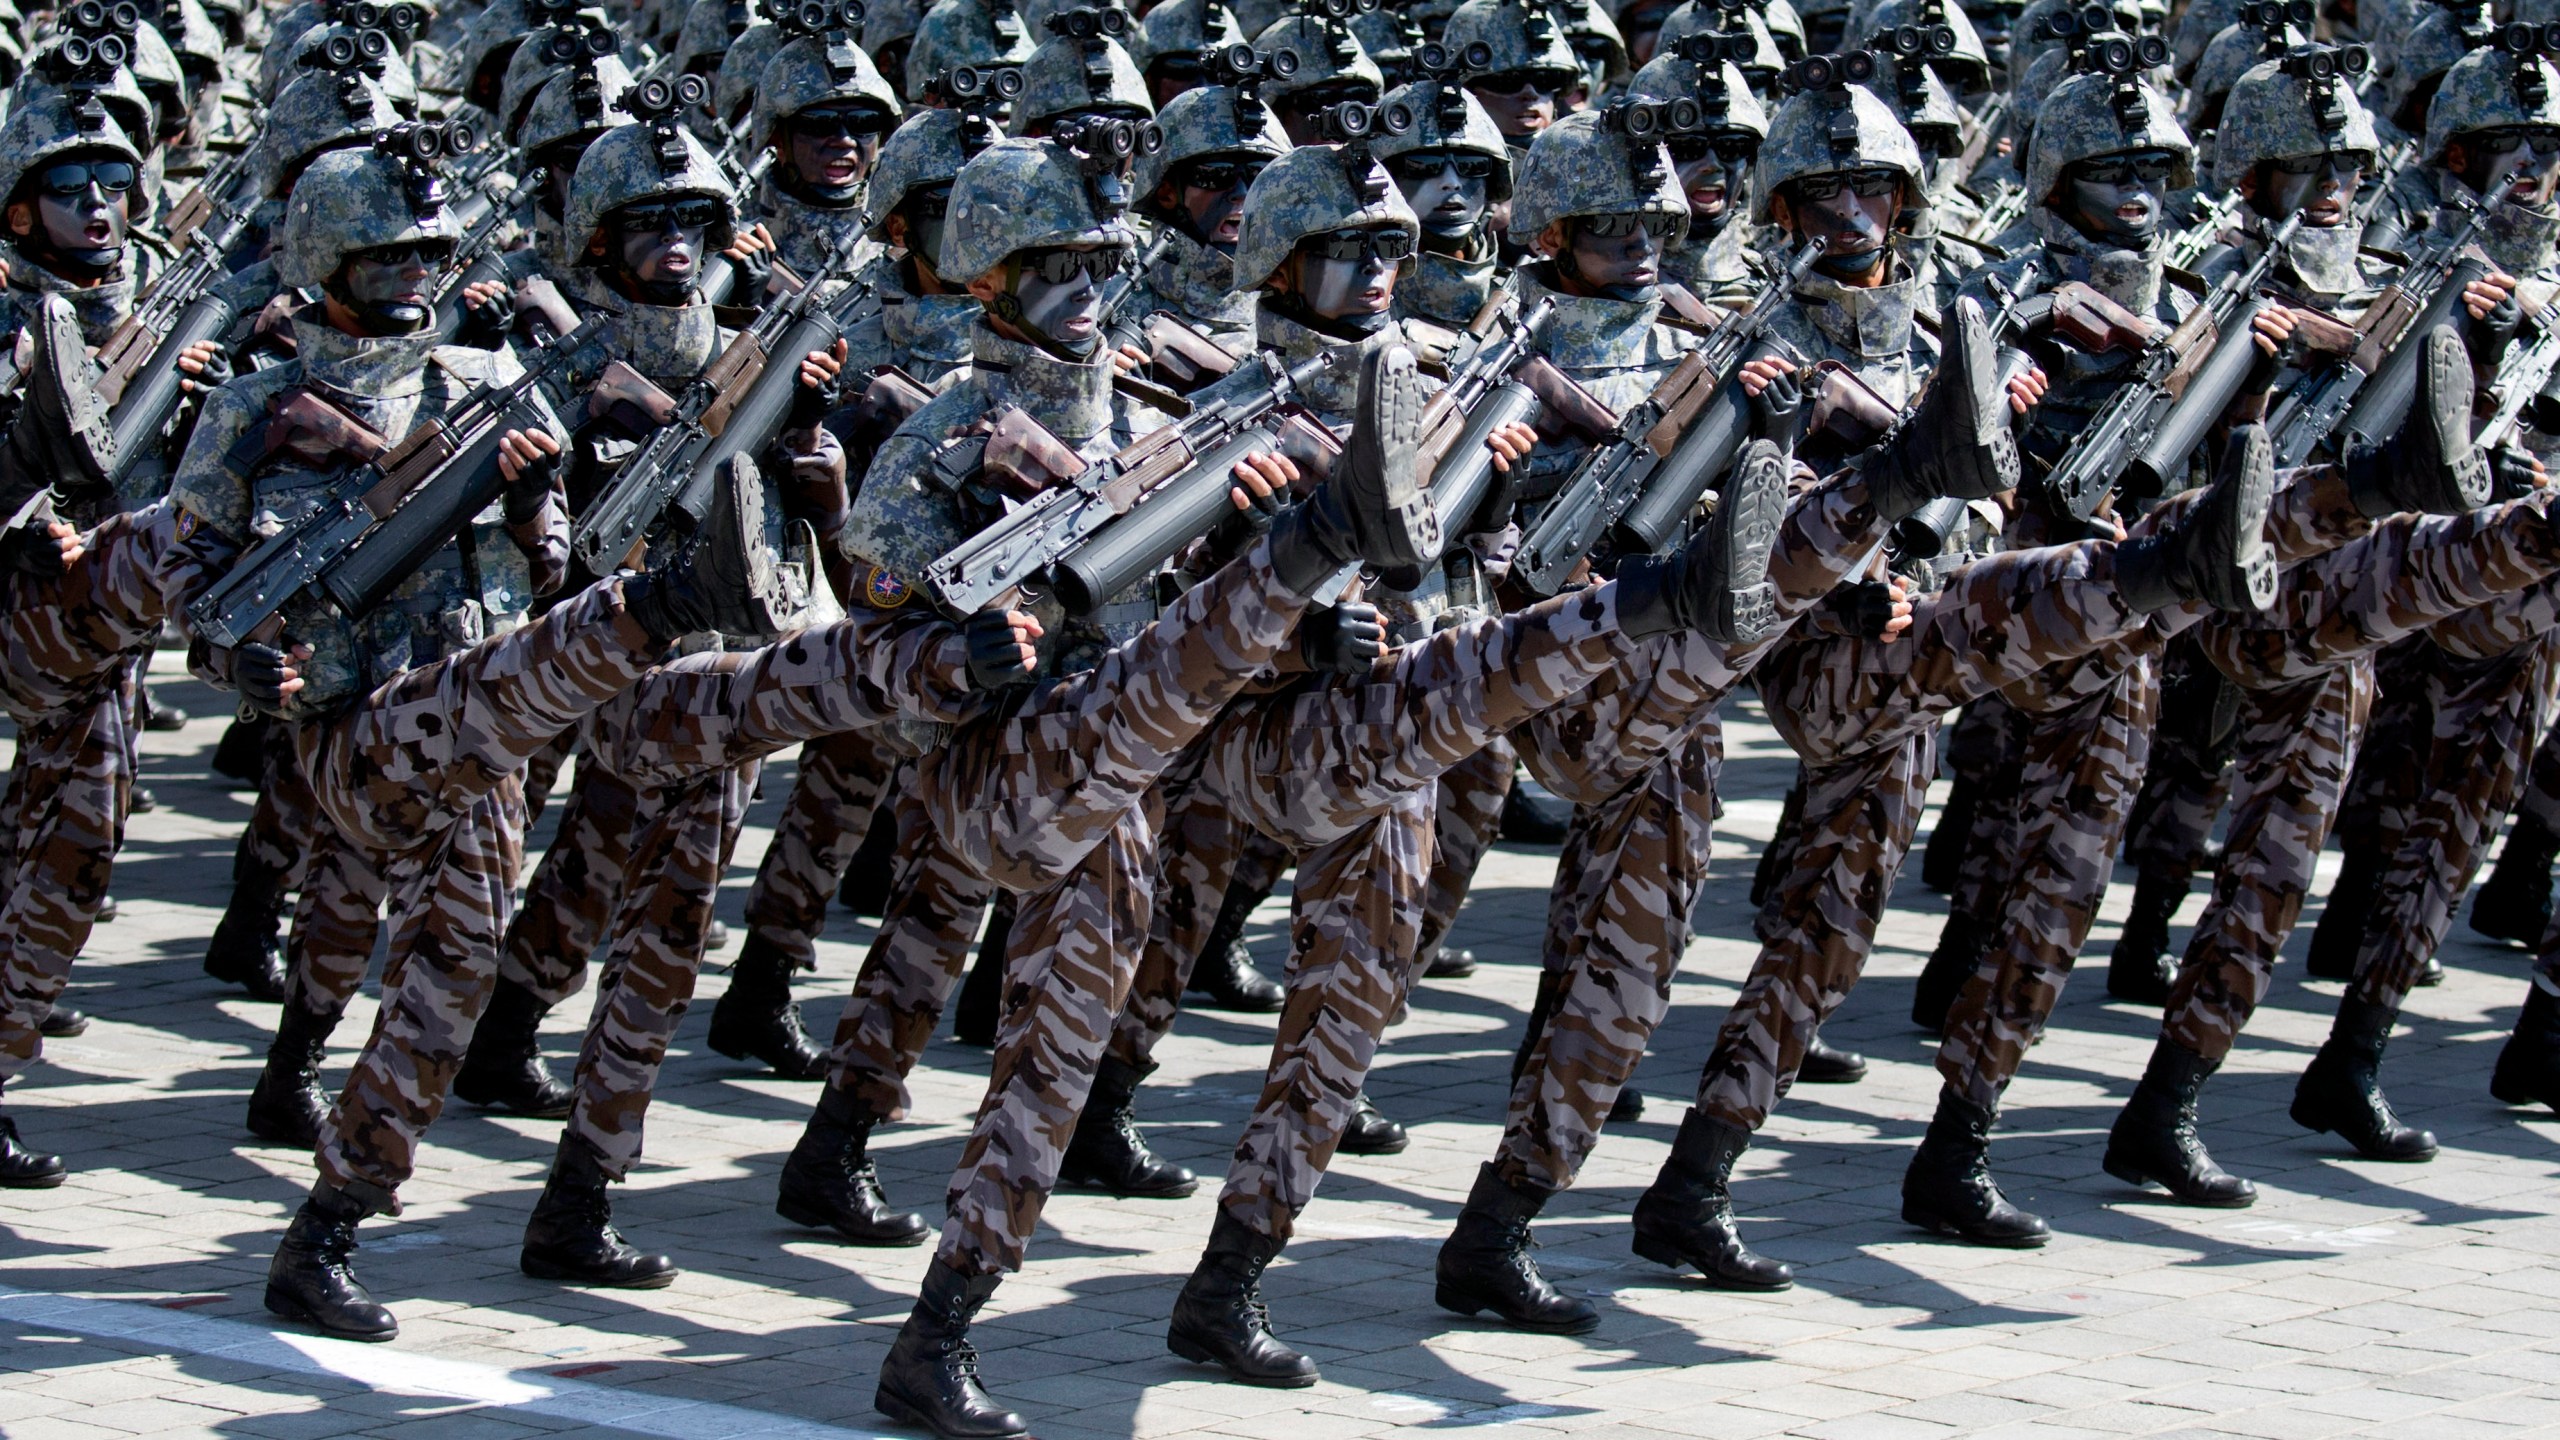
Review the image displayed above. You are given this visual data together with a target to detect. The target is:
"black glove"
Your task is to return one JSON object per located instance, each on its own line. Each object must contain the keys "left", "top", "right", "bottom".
{"left": 1748, "top": 363, "right": 1802, "bottom": 447}
{"left": 181, "top": 345, "right": 235, "bottom": 393}
{"left": 726, "top": 244, "right": 773, "bottom": 305}
{"left": 234, "top": 641, "right": 296, "bottom": 712}
{"left": 963, "top": 608, "right": 1035, "bottom": 690}
{"left": 2, "top": 520, "right": 66, "bottom": 578}
{"left": 454, "top": 286, "right": 514, "bottom": 351}
{"left": 786, "top": 351, "right": 842, "bottom": 430}
{"left": 2494, "top": 442, "right": 2545, "bottom": 501}
{"left": 1825, "top": 579, "right": 1900, "bottom": 640}
{"left": 503, "top": 441, "right": 561, "bottom": 526}
{"left": 2241, "top": 326, "right": 2288, "bottom": 402}
{"left": 1297, "top": 601, "right": 1385, "bottom": 674}
{"left": 1204, "top": 464, "right": 1287, "bottom": 565}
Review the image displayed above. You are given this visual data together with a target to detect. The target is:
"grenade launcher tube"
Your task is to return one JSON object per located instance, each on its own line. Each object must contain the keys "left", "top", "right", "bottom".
{"left": 1051, "top": 425, "right": 1276, "bottom": 616}
{"left": 106, "top": 292, "right": 235, "bottom": 486}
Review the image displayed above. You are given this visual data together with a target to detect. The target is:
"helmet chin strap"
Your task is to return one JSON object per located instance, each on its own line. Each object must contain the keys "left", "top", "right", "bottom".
{"left": 15, "top": 223, "right": 120, "bottom": 284}
{"left": 987, "top": 281, "right": 1103, "bottom": 361}
{"left": 322, "top": 267, "right": 433, "bottom": 336}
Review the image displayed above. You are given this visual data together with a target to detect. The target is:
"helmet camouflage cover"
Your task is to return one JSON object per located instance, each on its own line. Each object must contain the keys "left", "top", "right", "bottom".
{"left": 1626, "top": 49, "right": 1770, "bottom": 138}
{"left": 1509, "top": 103, "right": 1687, "bottom": 234}
{"left": 941, "top": 125, "right": 1146, "bottom": 281}
{"left": 2212, "top": 47, "right": 2379, "bottom": 184}
{"left": 1444, "top": 0, "right": 1581, "bottom": 82}
{"left": 561, "top": 111, "right": 740, "bottom": 271}
{"left": 1137, "top": 70, "right": 1291, "bottom": 199}
{"left": 2425, "top": 42, "right": 2560, "bottom": 165}
{"left": 905, "top": 0, "right": 1036, "bottom": 100}
{"left": 1253, "top": 12, "right": 1385, "bottom": 107}
{"left": 278, "top": 134, "right": 461, "bottom": 290}
{"left": 2025, "top": 65, "right": 2192, "bottom": 206}
{"left": 0, "top": 87, "right": 143, "bottom": 211}
{"left": 1755, "top": 60, "right": 1924, "bottom": 218}
{"left": 1372, "top": 74, "right": 1516, "bottom": 199}
{"left": 256, "top": 63, "right": 404, "bottom": 199}
{"left": 1007, "top": 19, "right": 1154, "bottom": 134}
{"left": 1230, "top": 125, "right": 1419, "bottom": 288}
{"left": 756, "top": 30, "right": 904, "bottom": 149}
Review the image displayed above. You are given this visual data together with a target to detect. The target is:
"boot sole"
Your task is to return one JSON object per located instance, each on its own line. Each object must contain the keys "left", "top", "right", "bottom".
{"left": 36, "top": 297, "right": 118, "bottom": 488}
{"left": 1628, "top": 1233, "right": 1792, "bottom": 1291}
{"left": 0, "top": 1168, "right": 66, "bottom": 1189}
{"left": 263, "top": 1284, "right": 397, "bottom": 1342}
{"left": 1702, "top": 442, "right": 1786, "bottom": 645}
{"left": 2213, "top": 426, "right": 2279, "bottom": 613}
{"left": 1940, "top": 297, "right": 2021, "bottom": 494}
{"left": 875, "top": 1383, "right": 1028, "bottom": 1439}
{"left": 775, "top": 1194, "right": 931, "bottom": 1246}
{"left": 1432, "top": 1282, "right": 1603, "bottom": 1333}
{"left": 1058, "top": 1168, "right": 1200, "bottom": 1199}
{"left": 2100, "top": 1151, "right": 2257, "bottom": 1208}
{"left": 1345, "top": 345, "right": 1443, "bottom": 570}
{"left": 2417, "top": 326, "right": 2492, "bottom": 512}
{"left": 1166, "top": 1333, "right": 1321, "bottom": 1388}
{"left": 519, "top": 1254, "right": 680, "bottom": 1289}
{"left": 1900, "top": 1204, "right": 2049, "bottom": 1248}
{"left": 2288, "top": 1100, "right": 2439, "bottom": 1162}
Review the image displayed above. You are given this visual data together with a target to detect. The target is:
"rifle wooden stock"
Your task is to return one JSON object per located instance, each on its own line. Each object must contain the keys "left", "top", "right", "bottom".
{"left": 1517, "top": 355, "right": 1619, "bottom": 441}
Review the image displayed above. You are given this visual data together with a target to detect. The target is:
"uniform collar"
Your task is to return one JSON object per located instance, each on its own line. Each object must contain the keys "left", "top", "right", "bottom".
{"left": 1795, "top": 267, "right": 1920, "bottom": 359}
{"left": 2031, "top": 207, "right": 2166, "bottom": 315}
{"left": 1144, "top": 227, "right": 1255, "bottom": 330}
{"left": 291, "top": 310, "right": 442, "bottom": 399}
{"left": 1256, "top": 303, "right": 1406, "bottom": 420}
{"left": 1399, "top": 232, "right": 1501, "bottom": 328}
{"left": 970, "top": 319, "right": 1118, "bottom": 444}
{"left": 1515, "top": 265, "right": 1664, "bottom": 369}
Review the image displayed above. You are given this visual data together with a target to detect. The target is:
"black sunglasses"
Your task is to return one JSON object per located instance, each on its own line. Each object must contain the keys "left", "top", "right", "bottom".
{"left": 614, "top": 197, "right": 727, "bottom": 233}
{"left": 2268, "top": 150, "right": 2370, "bottom": 176}
{"left": 790, "top": 104, "right": 894, "bottom": 139}
{"left": 37, "top": 160, "right": 138, "bottom": 196}
{"left": 2074, "top": 151, "right": 2179, "bottom": 184}
{"left": 1667, "top": 133, "right": 1758, "bottom": 164}
{"left": 1472, "top": 66, "right": 1578, "bottom": 96}
{"left": 1789, "top": 168, "right": 1901, "bottom": 201}
{"left": 2468, "top": 125, "right": 2560, "bottom": 157}
{"left": 1175, "top": 157, "right": 1271, "bottom": 192}
{"left": 904, "top": 183, "right": 952, "bottom": 220}
{"left": 355, "top": 239, "right": 456, "bottom": 265}
{"left": 1019, "top": 245, "right": 1128, "bottom": 283}
{"left": 1307, "top": 226, "right": 1415, "bottom": 262}
{"left": 1387, "top": 151, "right": 1498, "bottom": 181}
{"left": 1578, "top": 211, "right": 1685, "bottom": 240}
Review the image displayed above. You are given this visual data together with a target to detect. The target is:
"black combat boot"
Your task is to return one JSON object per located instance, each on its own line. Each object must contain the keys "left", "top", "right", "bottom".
{"left": 2103, "top": 1039, "right": 2258, "bottom": 1206}
{"left": 1184, "top": 878, "right": 1285, "bottom": 1013}
{"left": 247, "top": 1004, "right": 337, "bottom": 1146}
{"left": 1913, "top": 911, "right": 1991, "bottom": 1033}
{"left": 202, "top": 832, "right": 290, "bottom": 1002}
{"left": 1498, "top": 782, "right": 1571, "bottom": 844}
{"left": 2290, "top": 998, "right": 2439, "bottom": 1161}
{"left": 2112, "top": 425, "right": 2278, "bottom": 615}
{"left": 2491, "top": 983, "right": 2560, "bottom": 1112}
{"left": 1338, "top": 1091, "right": 1408, "bottom": 1155}
{"left": 623, "top": 455, "right": 796, "bottom": 642}
{"left": 1901, "top": 1086, "right": 2051, "bottom": 1247}
{"left": 1060, "top": 1056, "right": 1196, "bottom": 1197}
{"left": 775, "top": 1082, "right": 929, "bottom": 1244}
{"left": 1611, "top": 437, "right": 1791, "bottom": 644}
{"left": 1799, "top": 1031, "right": 1868, "bottom": 1084}
{"left": 875, "top": 1261, "right": 1027, "bottom": 1439}
{"left": 265, "top": 1180, "right": 398, "bottom": 1340}
{"left": 2344, "top": 325, "right": 2491, "bottom": 518}
{"left": 1629, "top": 1109, "right": 1793, "bottom": 1291}
{"left": 1920, "top": 776, "right": 1980, "bottom": 893}
{"left": 2473, "top": 815, "right": 2560, "bottom": 947}
{"left": 2305, "top": 845, "right": 2383, "bottom": 981}
{"left": 2109, "top": 865, "right": 2190, "bottom": 1003}
{"left": 1609, "top": 1087, "right": 1645, "bottom": 1122}
{"left": 1857, "top": 296, "right": 2022, "bottom": 521}
{"left": 708, "top": 932, "right": 826, "bottom": 1079}
{"left": 211, "top": 714, "right": 270, "bottom": 786}
{"left": 951, "top": 900, "right": 1011, "bottom": 1048}
{"left": 520, "top": 1135, "right": 678, "bottom": 1288}
{"left": 453, "top": 976, "right": 573, "bottom": 1117}
{"left": 1266, "top": 344, "right": 1443, "bottom": 592}
{"left": 1167, "top": 1208, "right": 1320, "bottom": 1387}
{"left": 1435, "top": 1163, "right": 1601, "bottom": 1332}
{"left": 0, "top": 1104, "right": 65, "bottom": 1188}
{"left": 37, "top": 1005, "right": 87, "bottom": 1038}
{"left": 1422, "top": 943, "right": 1480, "bottom": 978}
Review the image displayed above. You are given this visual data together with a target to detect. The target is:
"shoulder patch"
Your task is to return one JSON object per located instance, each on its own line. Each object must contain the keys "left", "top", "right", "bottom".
{"left": 175, "top": 508, "right": 199, "bottom": 540}
{"left": 863, "top": 565, "right": 911, "bottom": 609}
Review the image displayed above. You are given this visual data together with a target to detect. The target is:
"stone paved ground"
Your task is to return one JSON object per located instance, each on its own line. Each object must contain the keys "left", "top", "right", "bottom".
{"left": 4, "top": 675, "right": 2560, "bottom": 1440}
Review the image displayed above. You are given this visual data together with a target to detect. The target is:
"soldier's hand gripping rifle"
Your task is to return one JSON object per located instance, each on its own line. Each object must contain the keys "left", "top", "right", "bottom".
{"left": 570, "top": 220, "right": 868, "bottom": 572}
{"left": 1404, "top": 294, "right": 1558, "bottom": 534}
{"left": 2267, "top": 196, "right": 2489, "bottom": 465}
{"left": 921, "top": 344, "right": 1342, "bottom": 616}
{"left": 97, "top": 150, "right": 262, "bottom": 482}
{"left": 184, "top": 323, "right": 596, "bottom": 650}
{"left": 1510, "top": 234, "right": 1826, "bottom": 596}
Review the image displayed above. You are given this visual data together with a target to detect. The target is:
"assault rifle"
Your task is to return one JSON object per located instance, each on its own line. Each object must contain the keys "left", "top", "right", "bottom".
{"left": 431, "top": 169, "right": 529, "bottom": 340}
{"left": 1404, "top": 295, "right": 1557, "bottom": 534}
{"left": 922, "top": 346, "right": 1344, "bottom": 617}
{"left": 2033, "top": 212, "right": 2302, "bottom": 518}
{"left": 2476, "top": 309, "right": 2560, "bottom": 452}
{"left": 1510, "top": 237, "right": 1824, "bottom": 595}
{"left": 2269, "top": 199, "right": 2489, "bottom": 466}
{"left": 184, "top": 323, "right": 595, "bottom": 650}
{"left": 95, "top": 154, "right": 264, "bottom": 486}
{"left": 570, "top": 225, "right": 868, "bottom": 571}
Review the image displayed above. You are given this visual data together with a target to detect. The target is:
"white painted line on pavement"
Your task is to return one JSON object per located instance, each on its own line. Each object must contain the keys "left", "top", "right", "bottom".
{"left": 0, "top": 1284, "right": 905, "bottom": 1440}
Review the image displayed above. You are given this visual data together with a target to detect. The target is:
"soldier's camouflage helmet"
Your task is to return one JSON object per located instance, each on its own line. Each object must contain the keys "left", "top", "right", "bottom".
{"left": 1230, "top": 131, "right": 1419, "bottom": 288}
{"left": 2179, "top": 19, "right": 2276, "bottom": 130}
{"left": 1136, "top": 77, "right": 1290, "bottom": 198}
{"left": 1858, "top": 0, "right": 1988, "bottom": 92}
{"left": 1654, "top": 1, "right": 1785, "bottom": 86}
{"left": 277, "top": 141, "right": 456, "bottom": 290}
{"left": 2385, "top": 5, "right": 2471, "bottom": 130}
{"left": 942, "top": 129, "right": 1146, "bottom": 280}
{"left": 1006, "top": 28, "right": 1154, "bottom": 134}
{"left": 1876, "top": 49, "right": 1962, "bottom": 145}
{"left": 671, "top": 0, "right": 754, "bottom": 76}
{"left": 2025, "top": 68, "right": 2192, "bottom": 205}
{"left": 562, "top": 116, "right": 739, "bottom": 270}
{"left": 2423, "top": 42, "right": 2560, "bottom": 163}
{"left": 2212, "top": 50, "right": 2379, "bottom": 183}
{"left": 1253, "top": 13, "right": 1385, "bottom": 108}
{"left": 863, "top": 105, "right": 974, "bottom": 235}
{"left": 1446, "top": 0, "right": 1582, "bottom": 83}
{"left": 1755, "top": 65, "right": 1923, "bottom": 217}
{"left": 1131, "top": 0, "right": 1250, "bottom": 76}
{"left": 1372, "top": 76, "right": 1516, "bottom": 196}
{"left": 1352, "top": 7, "right": 1420, "bottom": 82}
{"left": 906, "top": 0, "right": 1035, "bottom": 100}
{"left": 13, "top": 60, "right": 157, "bottom": 161}
{"left": 452, "top": 0, "right": 531, "bottom": 103}
{"left": 864, "top": 0, "right": 930, "bottom": 62}
{"left": 713, "top": 23, "right": 786, "bottom": 125}
{"left": 1230, "top": 0, "right": 1290, "bottom": 41}
{"left": 520, "top": 50, "right": 634, "bottom": 157}
{"left": 0, "top": 88, "right": 142, "bottom": 210}
{"left": 2007, "top": 0, "right": 2141, "bottom": 79}
{"left": 256, "top": 65, "right": 403, "bottom": 197}
{"left": 1626, "top": 50, "right": 1769, "bottom": 136}
{"left": 498, "top": 10, "right": 615, "bottom": 137}
{"left": 756, "top": 31, "right": 903, "bottom": 149}
{"left": 2168, "top": 0, "right": 2237, "bottom": 75}
{"left": 1760, "top": 0, "right": 1809, "bottom": 58}
{"left": 1509, "top": 103, "right": 1686, "bottom": 233}
{"left": 166, "top": 0, "right": 228, "bottom": 76}
{"left": 1551, "top": 0, "right": 1631, "bottom": 84}
{"left": 120, "top": 17, "right": 188, "bottom": 133}
{"left": 266, "top": 22, "right": 421, "bottom": 110}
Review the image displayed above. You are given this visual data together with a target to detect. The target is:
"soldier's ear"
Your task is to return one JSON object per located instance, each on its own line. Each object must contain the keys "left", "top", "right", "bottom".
{"left": 965, "top": 269, "right": 1006, "bottom": 305}
{"left": 1535, "top": 219, "right": 1569, "bottom": 258}
{"left": 884, "top": 211, "right": 910, "bottom": 247}
{"left": 2, "top": 203, "right": 27, "bottom": 239}
{"left": 2236, "top": 168, "right": 2259, "bottom": 202}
